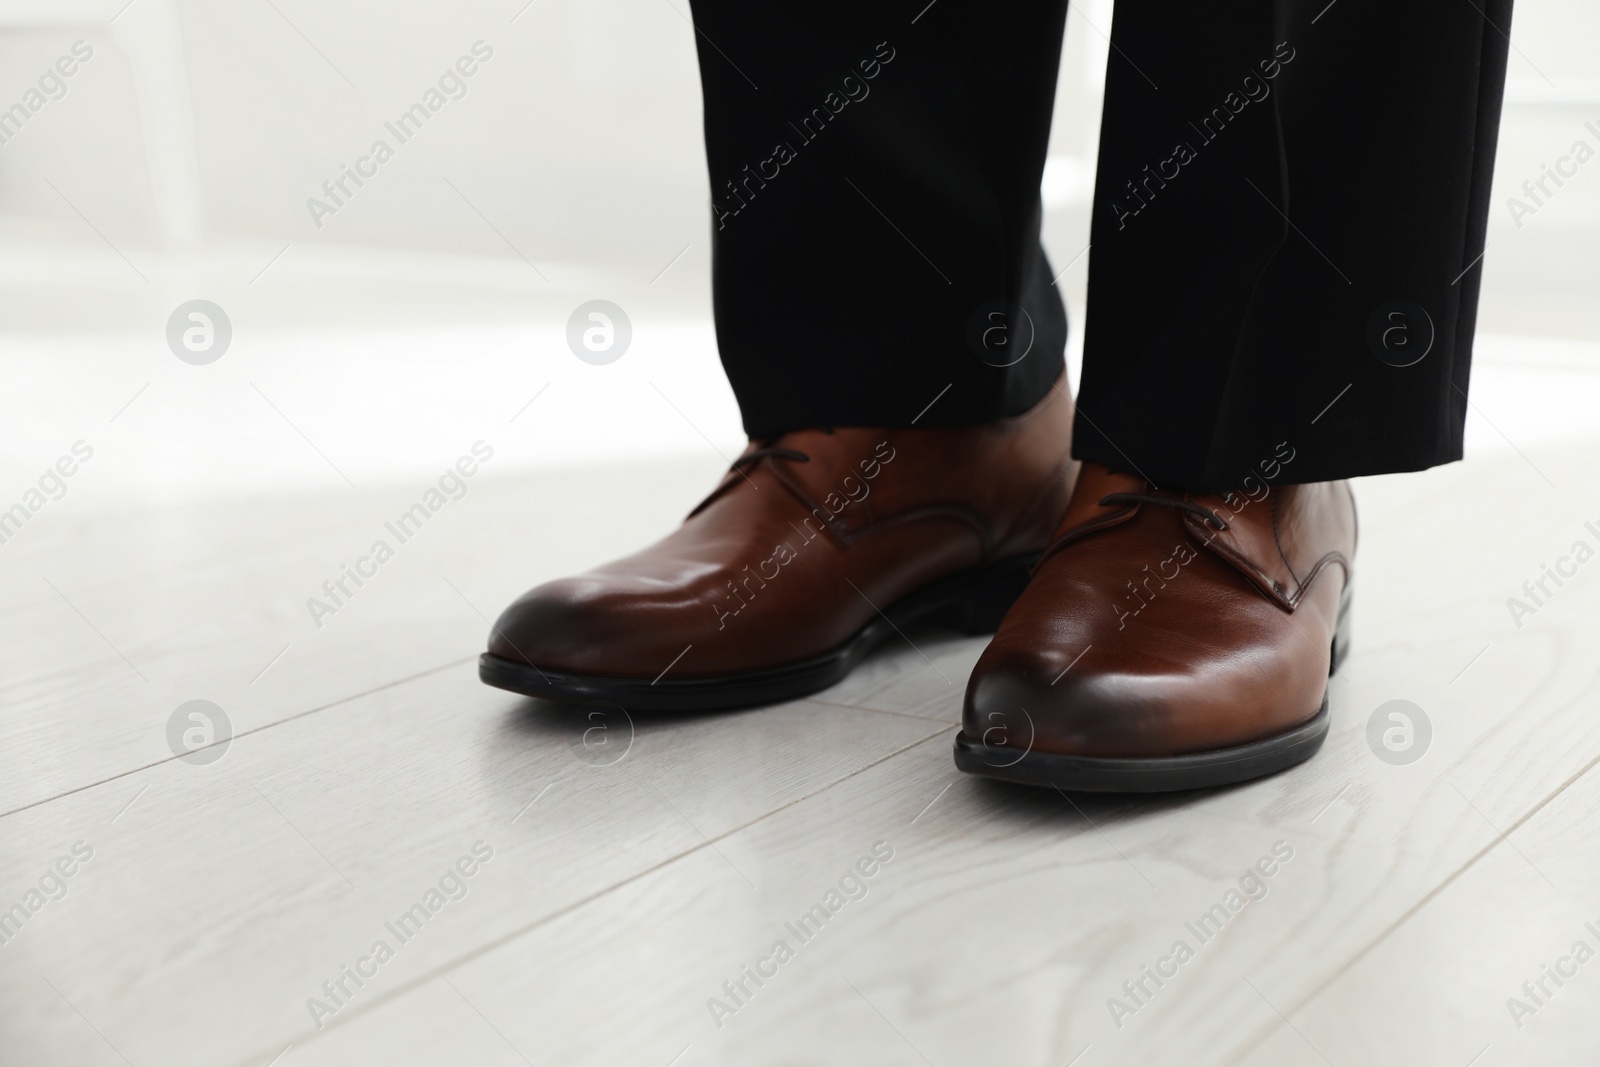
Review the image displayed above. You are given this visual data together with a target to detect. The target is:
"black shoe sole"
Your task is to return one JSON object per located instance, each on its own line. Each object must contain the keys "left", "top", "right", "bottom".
{"left": 952, "top": 584, "right": 1354, "bottom": 793}
{"left": 478, "top": 553, "right": 1041, "bottom": 712}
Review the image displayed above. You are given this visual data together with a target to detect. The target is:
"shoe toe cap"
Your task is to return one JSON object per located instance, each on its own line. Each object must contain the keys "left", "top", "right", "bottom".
{"left": 486, "top": 575, "right": 647, "bottom": 672}
{"left": 964, "top": 643, "right": 1191, "bottom": 760}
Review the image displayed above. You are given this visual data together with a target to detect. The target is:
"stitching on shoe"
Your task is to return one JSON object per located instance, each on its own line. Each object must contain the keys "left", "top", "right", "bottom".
{"left": 1269, "top": 490, "right": 1301, "bottom": 594}
{"left": 1035, "top": 499, "right": 1141, "bottom": 569}
{"left": 1291, "top": 552, "right": 1352, "bottom": 608}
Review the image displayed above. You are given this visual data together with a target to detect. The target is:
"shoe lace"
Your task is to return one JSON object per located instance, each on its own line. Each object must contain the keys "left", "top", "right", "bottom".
{"left": 726, "top": 428, "right": 833, "bottom": 475}
{"left": 729, "top": 445, "right": 810, "bottom": 472}
{"left": 1097, "top": 491, "right": 1229, "bottom": 531}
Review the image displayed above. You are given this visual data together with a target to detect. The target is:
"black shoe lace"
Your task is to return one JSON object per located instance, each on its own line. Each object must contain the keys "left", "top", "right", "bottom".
{"left": 729, "top": 445, "right": 810, "bottom": 472}
{"left": 726, "top": 428, "right": 834, "bottom": 475}
{"left": 1097, "top": 491, "right": 1229, "bottom": 531}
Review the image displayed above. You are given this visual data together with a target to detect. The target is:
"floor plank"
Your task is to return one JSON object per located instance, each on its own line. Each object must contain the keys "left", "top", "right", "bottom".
{"left": 0, "top": 664, "right": 945, "bottom": 1067}
{"left": 2, "top": 440, "right": 1599, "bottom": 1067}
{"left": 0, "top": 456, "right": 721, "bottom": 813}
{"left": 1232, "top": 752, "right": 1600, "bottom": 1067}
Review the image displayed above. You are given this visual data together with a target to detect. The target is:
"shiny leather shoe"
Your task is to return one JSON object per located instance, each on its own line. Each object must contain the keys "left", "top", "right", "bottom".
{"left": 955, "top": 460, "right": 1354, "bottom": 791}
{"left": 480, "top": 381, "right": 1077, "bottom": 710}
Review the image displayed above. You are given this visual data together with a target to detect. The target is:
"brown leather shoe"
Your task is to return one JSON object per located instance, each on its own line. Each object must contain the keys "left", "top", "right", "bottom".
{"left": 480, "top": 381, "right": 1078, "bottom": 710}
{"left": 955, "top": 460, "right": 1355, "bottom": 791}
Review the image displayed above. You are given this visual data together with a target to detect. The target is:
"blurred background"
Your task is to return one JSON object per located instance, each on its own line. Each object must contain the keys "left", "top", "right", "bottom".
{"left": 1, "top": 0, "right": 1595, "bottom": 508}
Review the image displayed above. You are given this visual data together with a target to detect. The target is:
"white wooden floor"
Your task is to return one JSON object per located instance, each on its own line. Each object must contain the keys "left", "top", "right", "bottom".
{"left": 3, "top": 431, "right": 1599, "bottom": 1067}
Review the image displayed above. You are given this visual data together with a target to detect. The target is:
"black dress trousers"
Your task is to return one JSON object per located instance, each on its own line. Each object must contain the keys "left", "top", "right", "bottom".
{"left": 686, "top": 0, "right": 1511, "bottom": 491}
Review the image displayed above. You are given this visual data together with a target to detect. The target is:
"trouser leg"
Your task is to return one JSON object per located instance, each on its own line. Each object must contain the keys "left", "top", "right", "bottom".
{"left": 686, "top": 0, "right": 1072, "bottom": 437}
{"left": 1075, "top": 0, "right": 1512, "bottom": 491}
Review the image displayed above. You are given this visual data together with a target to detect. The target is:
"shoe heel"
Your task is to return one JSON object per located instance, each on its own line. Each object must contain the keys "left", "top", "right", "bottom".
{"left": 923, "top": 555, "right": 1037, "bottom": 636}
{"left": 1331, "top": 582, "right": 1354, "bottom": 672}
